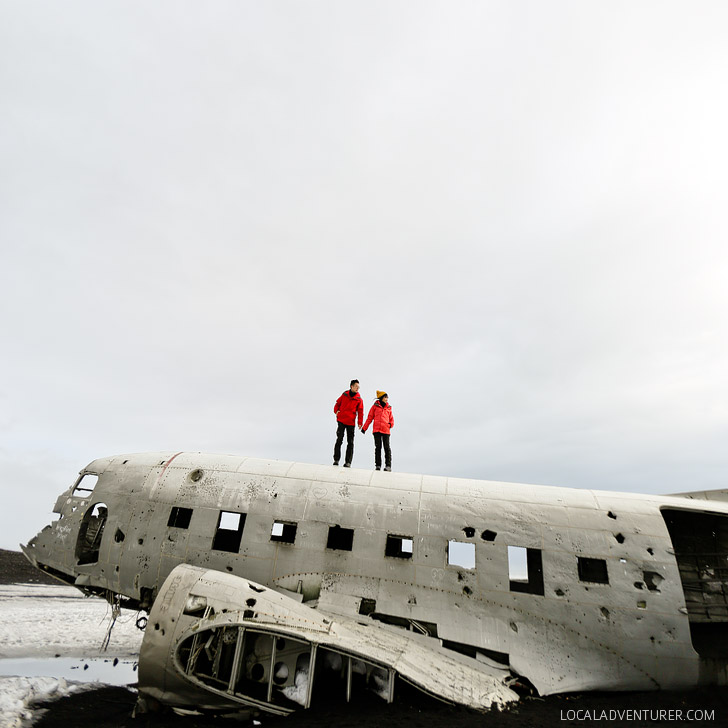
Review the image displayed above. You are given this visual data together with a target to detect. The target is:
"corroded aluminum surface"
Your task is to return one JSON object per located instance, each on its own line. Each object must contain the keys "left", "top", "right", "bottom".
{"left": 23, "top": 451, "right": 728, "bottom": 708}
{"left": 139, "top": 564, "right": 517, "bottom": 712}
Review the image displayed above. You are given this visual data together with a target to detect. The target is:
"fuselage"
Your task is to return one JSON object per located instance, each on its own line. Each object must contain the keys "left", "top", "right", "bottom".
{"left": 23, "top": 451, "right": 728, "bottom": 695}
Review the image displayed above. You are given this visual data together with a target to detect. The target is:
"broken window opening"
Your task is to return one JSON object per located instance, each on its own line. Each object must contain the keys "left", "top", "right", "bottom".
{"left": 508, "top": 546, "right": 544, "bottom": 595}
{"left": 326, "top": 525, "right": 354, "bottom": 551}
{"left": 481, "top": 529, "right": 497, "bottom": 542}
{"left": 311, "top": 647, "right": 393, "bottom": 707}
{"left": 271, "top": 521, "right": 297, "bottom": 544}
{"left": 577, "top": 557, "right": 609, "bottom": 584}
{"left": 183, "top": 625, "right": 240, "bottom": 690}
{"left": 661, "top": 508, "right": 728, "bottom": 657}
{"left": 385, "top": 535, "right": 413, "bottom": 559}
{"left": 72, "top": 473, "right": 99, "bottom": 497}
{"left": 212, "top": 511, "right": 247, "bottom": 553}
{"left": 181, "top": 627, "right": 393, "bottom": 710}
{"left": 75, "top": 502, "right": 108, "bottom": 565}
{"left": 168, "top": 506, "right": 193, "bottom": 529}
{"left": 508, "top": 546, "right": 527, "bottom": 581}
{"left": 447, "top": 540, "right": 475, "bottom": 570}
{"left": 359, "top": 598, "right": 376, "bottom": 616}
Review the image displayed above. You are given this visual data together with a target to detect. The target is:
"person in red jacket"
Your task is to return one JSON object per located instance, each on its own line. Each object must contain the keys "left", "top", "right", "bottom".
{"left": 361, "top": 390, "right": 394, "bottom": 471}
{"left": 333, "top": 379, "right": 364, "bottom": 467}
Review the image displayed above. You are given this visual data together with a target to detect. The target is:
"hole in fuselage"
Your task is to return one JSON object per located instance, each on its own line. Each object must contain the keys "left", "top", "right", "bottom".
{"left": 661, "top": 508, "right": 728, "bottom": 657}
{"left": 75, "top": 503, "right": 108, "bottom": 565}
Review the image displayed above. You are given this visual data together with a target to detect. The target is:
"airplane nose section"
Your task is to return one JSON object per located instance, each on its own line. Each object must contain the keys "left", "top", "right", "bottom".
{"left": 21, "top": 524, "right": 77, "bottom": 586}
{"left": 20, "top": 542, "right": 38, "bottom": 568}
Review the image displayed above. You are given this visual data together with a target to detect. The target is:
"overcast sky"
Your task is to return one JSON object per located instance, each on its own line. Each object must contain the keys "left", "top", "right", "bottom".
{"left": 2, "top": 1, "right": 728, "bottom": 551}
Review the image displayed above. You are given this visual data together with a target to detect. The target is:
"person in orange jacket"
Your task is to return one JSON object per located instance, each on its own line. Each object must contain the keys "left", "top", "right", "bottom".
{"left": 333, "top": 379, "right": 364, "bottom": 467}
{"left": 361, "top": 390, "right": 394, "bottom": 471}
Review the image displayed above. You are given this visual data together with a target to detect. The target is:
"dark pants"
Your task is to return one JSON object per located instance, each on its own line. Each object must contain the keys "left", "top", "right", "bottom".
{"left": 334, "top": 422, "right": 355, "bottom": 464}
{"left": 373, "top": 432, "right": 391, "bottom": 468}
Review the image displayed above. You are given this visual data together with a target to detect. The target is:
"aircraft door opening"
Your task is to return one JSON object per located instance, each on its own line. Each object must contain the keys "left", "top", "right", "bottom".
{"left": 75, "top": 502, "right": 108, "bottom": 565}
{"left": 661, "top": 508, "right": 728, "bottom": 657}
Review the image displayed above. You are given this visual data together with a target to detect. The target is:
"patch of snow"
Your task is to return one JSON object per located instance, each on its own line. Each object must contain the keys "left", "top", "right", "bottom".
{"left": 0, "top": 676, "right": 94, "bottom": 728}
{"left": 281, "top": 665, "right": 309, "bottom": 706}
{"left": 0, "top": 585, "right": 143, "bottom": 659}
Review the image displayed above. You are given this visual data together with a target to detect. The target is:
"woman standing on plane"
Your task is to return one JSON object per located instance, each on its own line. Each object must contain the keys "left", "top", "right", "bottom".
{"left": 361, "top": 391, "right": 394, "bottom": 471}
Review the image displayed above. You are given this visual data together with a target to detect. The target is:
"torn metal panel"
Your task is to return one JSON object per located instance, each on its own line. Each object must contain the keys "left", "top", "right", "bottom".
{"left": 138, "top": 565, "right": 518, "bottom": 714}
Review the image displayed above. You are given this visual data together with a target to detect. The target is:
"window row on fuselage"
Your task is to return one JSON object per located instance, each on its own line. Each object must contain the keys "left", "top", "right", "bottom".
{"left": 167, "top": 506, "right": 615, "bottom": 596}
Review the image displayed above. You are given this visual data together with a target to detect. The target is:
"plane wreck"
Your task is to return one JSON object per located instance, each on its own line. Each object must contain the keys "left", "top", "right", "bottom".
{"left": 138, "top": 563, "right": 516, "bottom": 714}
{"left": 21, "top": 451, "right": 728, "bottom": 715}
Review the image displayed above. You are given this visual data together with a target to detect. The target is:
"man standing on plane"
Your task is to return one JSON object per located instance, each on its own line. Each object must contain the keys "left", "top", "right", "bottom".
{"left": 333, "top": 379, "right": 363, "bottom": 467}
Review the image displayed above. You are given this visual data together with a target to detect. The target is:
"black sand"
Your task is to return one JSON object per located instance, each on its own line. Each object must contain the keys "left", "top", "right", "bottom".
{"left": 0, "top": 547, "right": 58, "bottom": 585}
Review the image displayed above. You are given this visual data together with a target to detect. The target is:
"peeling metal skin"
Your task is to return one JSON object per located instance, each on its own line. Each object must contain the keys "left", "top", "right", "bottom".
{"left": 21, "top": 451, "right": 728, "bottom": 714}
{"left": 139, "top": 564, "right": 518, "bottom": 713}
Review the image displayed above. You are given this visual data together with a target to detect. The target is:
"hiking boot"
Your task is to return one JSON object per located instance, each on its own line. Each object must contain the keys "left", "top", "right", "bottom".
{"left": 343, "top": 462, "right": 351, "bottom": 468}
{"left": 384, "top": 466, "right": 391, "bottom": 471}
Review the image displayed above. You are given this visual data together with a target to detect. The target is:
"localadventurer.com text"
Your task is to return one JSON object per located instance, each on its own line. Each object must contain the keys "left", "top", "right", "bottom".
{"left": 561, "top": 708, "right": 714, "bottom": 722}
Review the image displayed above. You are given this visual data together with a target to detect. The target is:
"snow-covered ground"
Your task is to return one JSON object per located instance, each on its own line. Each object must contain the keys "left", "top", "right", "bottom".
{"left": 0, "top": 584, "right": 142, "bottom": 658}
{"left": 0, "top": 677, "right": 97, "bottom": 728}
{"left": 0, "top": 584, "right": 143, "bottom": 728}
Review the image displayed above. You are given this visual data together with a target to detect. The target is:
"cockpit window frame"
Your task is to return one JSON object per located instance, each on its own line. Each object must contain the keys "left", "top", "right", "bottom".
{"left": 72, "top": 472, "right": 99, "bottom": 497}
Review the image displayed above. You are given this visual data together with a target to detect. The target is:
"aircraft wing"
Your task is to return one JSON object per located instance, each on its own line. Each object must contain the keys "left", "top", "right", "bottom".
{"left": 137, "top": 564, "right": 518, "bottom": 715}
{"left": 667, "top": 489, "right": 728, "bottom": 502}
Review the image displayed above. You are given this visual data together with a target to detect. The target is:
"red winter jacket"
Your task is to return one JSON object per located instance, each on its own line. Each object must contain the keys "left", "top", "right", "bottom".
{"left": 362, "top": 400, "right": 394, "bottom": 434}
{"left": 334, "top": 390, "right": 364, "bottom": 427}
